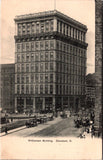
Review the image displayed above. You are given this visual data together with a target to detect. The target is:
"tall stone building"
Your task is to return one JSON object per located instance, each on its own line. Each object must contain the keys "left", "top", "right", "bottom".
{"left": 0, "top": 64, "right": 15, "bottom": 113}
{"left": 95, "top": 0, "right": 103, "bottom": 135}
{"left": 14, "top": 10, "right": 88, "bottom": 113}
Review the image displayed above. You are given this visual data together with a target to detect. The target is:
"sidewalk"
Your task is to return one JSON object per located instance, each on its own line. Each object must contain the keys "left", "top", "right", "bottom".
{"left": 0, "top": 116, "right": 62, "bottom": 137}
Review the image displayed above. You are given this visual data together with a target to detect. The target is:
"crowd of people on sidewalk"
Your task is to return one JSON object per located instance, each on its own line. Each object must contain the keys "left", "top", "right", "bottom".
{"left": 74, "top": 111, "right": 95, "bottom": 138}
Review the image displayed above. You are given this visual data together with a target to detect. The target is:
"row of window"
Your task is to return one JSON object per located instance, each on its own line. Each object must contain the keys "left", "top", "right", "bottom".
{"left": 16, "top": 40, "right": 86, "bottom": 55}
{"left": 17, "top": 19, "right": 86, "bottom": 42}
{"left": 16, "top": 84, "right": 54, "bottom": 94}
{"left": 16, "top": 74, "right": 55, "bottom": 83}
{"left": 16, "top": 62, "right": 85, "bottom": 75}
{"left": 17, "top": 19, "right": 54, "bottom": 35}
{"left": 15, "top": 84, "right": 85, "bottom": 95}
{"left": 16, "top": 51, "right": 55, "bottom": 62}
{"left": 57, "top": 20, "right": 86, "bottom": 42}
{"left": 16, "top": 40, "right": 55, "bottom": 52}
{"left": 16, "top": 62, "right": 55, "bottom": 72}
{"left": 16, "top": 73, "right": 85, "bottom": 85}
{"left": 16, "top": 51, "right": 86, "bottom": 65}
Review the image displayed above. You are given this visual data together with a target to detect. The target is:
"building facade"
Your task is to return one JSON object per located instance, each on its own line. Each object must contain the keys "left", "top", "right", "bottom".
{"left": 85, "top": 73, "right": 96, "bottom": 107}
{"left": 94, "top": 0, "right": 103, "bottom": 135}
{"left": 14, "top": 10, "right": 88, "bottom": 113}
{"left": 0, "top": 64, "right": 15, "bottom": 113}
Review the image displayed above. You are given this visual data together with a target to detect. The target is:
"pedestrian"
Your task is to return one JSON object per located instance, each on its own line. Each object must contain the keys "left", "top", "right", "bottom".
{"left": 5, "top": 127, "right": 8, "bottom": 134}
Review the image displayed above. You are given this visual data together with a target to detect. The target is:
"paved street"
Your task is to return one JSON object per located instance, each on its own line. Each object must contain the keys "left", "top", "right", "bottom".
{"left": 1, "top": 116, "right": 84, "bottom": 137}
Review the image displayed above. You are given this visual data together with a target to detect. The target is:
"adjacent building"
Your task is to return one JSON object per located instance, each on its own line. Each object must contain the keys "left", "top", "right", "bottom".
{"left": 94, "top": 0, "right": 103, "bottom": 135}
{"left": 14, "top": 10, "right": 88, "bottom": 113}
{"left": 85, "top": 73, "right": 96, "bottom": 105}
{"left": 0, "top": 64, "right": 15, "bottom": 113}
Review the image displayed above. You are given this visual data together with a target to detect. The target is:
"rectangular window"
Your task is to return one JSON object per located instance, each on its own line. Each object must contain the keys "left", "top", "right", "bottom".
{"left": 50, "top": 41, "right": 54, "bottom": 49}
{"left": 50, "top": 62, "right": 53, "bottom": 71}
{"left": 26, "top": 85, "right": 29, "bottom": 94}
{"left": 22, "top": 54, "right": 25, "bottom": 62}
{"left": 26, "top": 64, "right": 29, "bottom": 72}
{"left": 50, "top": 74, "right": 53, "bottom": 82}
{"left": 45, "top": 74, "right": 48, "bottom": 82}
{"left": 45, "top": 21, "right": 49, "bottom": 32}
{"left": 50, "top": 85, "right": 53, "bottom": 94}
{"left": 40, "top": 85, "right": 43, "bottom": 94}
{"left": 45, "top": 85, "right": 48, "bottom": 94}
{"left": 31, "top": 53, "right": 34, "bottom": 61}
{"left": 31, "top": 23, "right": 35, "bottom": 33}
{"left": 31, "top": 42, "right": 34, "bottom": 51}
{"left": 18, "top": 24, "right": 22, "bottom": 35}
{"left": 17, "top": 75, "right": 20, "bottom": 83}
{"left": 40, "top": 63, "right": 43, "bottom": 72}
{"left": 26, "top": 43, "right": 29, "bottom": 51}
{"left": 26, "top": 76, "right": 29, "bottom": 83}
{"left": 41, "top": 23, "right": 44, "bottom": 33}
{"left": 17, "top": 64, "right": 20, "bottom": 72}
{"left": 35, "top": 42, "right": 39, "bottom": 51}
{"left": 36, "top": 22, "right": 39, "bottom": 33}
{"left": 22, "top": 43, "right": 25, "bottom": 51}
{"left": 17, "top": 54, "right": 20, "bottom": 62}
{"left": 35, "top": 85, "right": 38, "bottom": 94}
{"left": 45, "top": 52, "right": 49, "bottom": 61}
{"left": 26, "top": 53, "right": 29, "bottom": 62}
{"left": 40, "top": 52, "right": 44, "bottom": 61}
{"left": 35, "top": 53, "right": 39, "bottom": 61}
{"left": 45, "top": 41, "right": 49, "bottom": 50}
{"left": 31, "top": 75, "right": 34, "bottom": 83}
{"left": 35, "top": 74, "right": 38, "bottom": 82}
{"left": 50, "top": 52, "right": 54, "bottom": 60}
{"left": 22, "top": 24, "right": 26, "bottom": 35}
{"left": 31, "top": 85, "right": 34, "bottom": 94}
{"left": 50, "top": 20, "right": 53, "bottom": 31}
{"left": 17, "top": 85, "right": 20, "bottom": 94}
{"left": 40, "top": 74, "right": 43, "bottom": 82}
{"left": 40, "top": 41, "right": 44, "bottom": 50}
{"left": 31, "top": 64, "right": 34, "bottom": 72}
{"left": 35, "top": 63, "right": 39, "bottom": 72}
{"left": 21, "top": 85, "right": 24, "bottom": 94}
{"left": 27, "top": 23, "right": 31, "bottom": 34}
{"left": 21, "top": 76, "right": 24, "bottom": 83}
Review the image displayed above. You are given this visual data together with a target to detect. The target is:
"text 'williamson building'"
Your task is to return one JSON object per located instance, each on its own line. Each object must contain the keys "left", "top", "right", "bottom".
{"left": 14, "top": 10, "right": 88, "bottom": 113}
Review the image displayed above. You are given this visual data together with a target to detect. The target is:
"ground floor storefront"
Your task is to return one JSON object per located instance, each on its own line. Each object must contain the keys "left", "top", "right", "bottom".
{"left": 15, "top": 95, "right": 85, "bottom": 114}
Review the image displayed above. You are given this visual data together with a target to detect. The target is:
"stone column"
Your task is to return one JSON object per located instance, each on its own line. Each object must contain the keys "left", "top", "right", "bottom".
{"left": 54, "top": 18, "right": 57, "bottom": 32}
{"left": 73, "top": 97, "right": 76, "bottom": 112}
{"left": 15, "top": 97, "right": 17, "bottom": 112}
{"left": 33, "top": 97, "right": 35, "bottom": 112}
{"left": 68, "top": 97, "right": 70, "bottom": 110}
{"left": 24, "top": 98, "right": 26, "bottom": 112}
{"left": 61, "top": 96, "right": 63, "bottom": 110}
{"left": 53, "top": 97, "right": 55, "bottom": 111}
{"left": 42, "top": 97, "right": 45, "bottom": 110}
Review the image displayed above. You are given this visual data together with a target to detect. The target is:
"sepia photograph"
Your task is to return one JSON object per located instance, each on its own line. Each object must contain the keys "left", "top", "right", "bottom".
{"left": 0, "top": 0, "right": 102, "bottom": 159}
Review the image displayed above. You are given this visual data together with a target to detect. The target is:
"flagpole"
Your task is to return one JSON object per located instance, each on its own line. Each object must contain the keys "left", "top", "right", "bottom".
{"left": 54, "top": 0, "right": 56, "bottom": 10}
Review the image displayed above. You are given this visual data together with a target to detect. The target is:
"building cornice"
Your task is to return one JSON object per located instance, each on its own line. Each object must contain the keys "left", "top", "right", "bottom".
{"left": 14, "top": 10, "right": 87, "bottom": 30}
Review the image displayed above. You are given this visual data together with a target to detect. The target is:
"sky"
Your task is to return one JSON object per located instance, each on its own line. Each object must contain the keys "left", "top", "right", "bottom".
{"left": 0, "top": 0, "right": 95, "bottom": 74}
